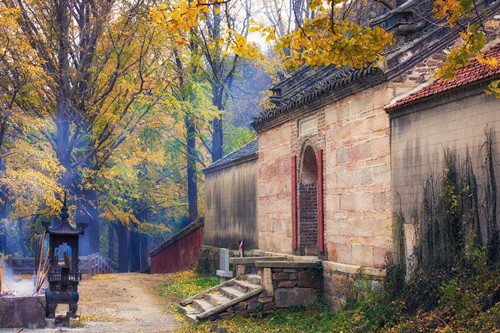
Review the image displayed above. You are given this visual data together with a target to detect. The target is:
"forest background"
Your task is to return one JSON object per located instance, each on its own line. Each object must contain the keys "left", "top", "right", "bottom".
{"left": 0, "top": 0, "right": 495, "bottom": 272}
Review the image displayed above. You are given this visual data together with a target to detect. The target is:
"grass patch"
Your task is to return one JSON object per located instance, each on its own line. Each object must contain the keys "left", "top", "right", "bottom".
{"left": 158, "top": 269, "right": 219, "bottom": 300}
{"left": 175, "top": 298, "right": 404, "bottom": 333}
{"left": 158, "top": 266, "right": 499, "bottom": 333}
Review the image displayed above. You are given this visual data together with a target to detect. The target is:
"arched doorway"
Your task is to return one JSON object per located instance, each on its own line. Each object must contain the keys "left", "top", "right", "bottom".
{"left": 298, "top": 145, "right": 319, "bottom": 256}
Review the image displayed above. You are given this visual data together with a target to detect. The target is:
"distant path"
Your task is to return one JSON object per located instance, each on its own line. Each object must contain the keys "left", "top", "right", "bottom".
{"left": 1, "top": 273, "right": 181, "bottom": 333}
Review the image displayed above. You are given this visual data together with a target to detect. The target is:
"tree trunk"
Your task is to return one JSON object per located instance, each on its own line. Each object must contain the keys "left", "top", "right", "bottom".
{"left": 0, "top": 124, "right": 7, "bottom": 253}
{"left": 129, "top": 230, "right": 141, "bottom": 272}
{"left": 185, "top": 114, "right": 198, "bottom": 222}
{"left": 108, "top": 223, "right": 115, "bottom": 262}
{"left": 211, "top": 87, "right": 224, "bottom": 162}
{"left": 116, "top": 223, "right": 128, "bottom": 272}
{"left": 140, "top": 235, "right": 148, "bottom": 270}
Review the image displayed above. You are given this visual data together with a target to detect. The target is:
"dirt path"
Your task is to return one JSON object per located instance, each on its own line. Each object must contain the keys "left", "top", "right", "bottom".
{"left": 1, "top": 273, "right": 182, "bottom": 333}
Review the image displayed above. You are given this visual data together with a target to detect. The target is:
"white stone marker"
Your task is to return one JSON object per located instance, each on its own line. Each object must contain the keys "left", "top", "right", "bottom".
{"left": 216, "top": 248, "right": 233, "bottom": 282}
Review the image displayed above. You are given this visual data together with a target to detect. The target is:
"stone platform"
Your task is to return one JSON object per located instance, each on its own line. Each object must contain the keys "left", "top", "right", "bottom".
{"left": 0, "top": 295, "right": 46, "bottom": 328}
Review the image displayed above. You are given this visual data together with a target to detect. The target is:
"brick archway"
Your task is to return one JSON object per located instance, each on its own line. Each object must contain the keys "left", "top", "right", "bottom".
{"left": 298, "top": 145, "right": 319, "bottom": 256}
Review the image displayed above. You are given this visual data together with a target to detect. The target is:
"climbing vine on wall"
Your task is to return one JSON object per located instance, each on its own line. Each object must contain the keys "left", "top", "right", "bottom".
{"left": 411, "top": 129, "right": 500, "bottom": 272}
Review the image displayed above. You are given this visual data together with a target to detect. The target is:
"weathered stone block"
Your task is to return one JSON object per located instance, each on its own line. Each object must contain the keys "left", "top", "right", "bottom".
{"left": 337, "top": 147, "right": 351, "bottom": 164}
{"left": 273, "top": 272, "right": 288, "bottom": 280}
{"left": 236, "top": 310, "right": 248, "bottom": 317}
{"left": 351, "top": 244, "right": 374, "bottom": 267}
{"left": 298, "top": 270, "right": 321, "bottom": 289}
{"left": 325, "top": 102, "right": 350, "bottom": 123}
{"left": 324, "top": 294, "right": 344, "bottom": 309}
{"left": 329, "top": 242, "right": 352, "bottom": 264}
{"left": 324, "top": 282, "right": 347, "bottom": 297}
{"left": 264, "top": 302, "right": 275, "bottom": 312}
{"left": 340, "top": 195, "right": 355, "bottom": 211}
{"left": 236, "top": 265, "right": 246, "bottom": 276}
{"left": 277, "top": 280, "right": 297, "bottom": 288}
{"left": 351, "top": 94, "right": 374, "bottom": 114}
{"left": 247, "top": 299, "right": 260, "bottom": 313}
{"left": 237, "top": 301, "right": 249, "bottom": 310}
{"left": 0, "top": 296, "right": 45, "bottom": 328}
{"left": 275, "top": 288, "right": 318, "bottom": 308}
{"left": 373, "top": 246, "right": 392, "bottom": 268}
{"left": 262, "top": 268, "right": 274, "bottom": 296}
{"left": 258, "top": 294, "right": 274, "bottom": 303}
{"left": 220, "top": 312, "right": 233, "bottom": 319}
{"left": 351, "top": 119, "right": 372, "bottom": 138}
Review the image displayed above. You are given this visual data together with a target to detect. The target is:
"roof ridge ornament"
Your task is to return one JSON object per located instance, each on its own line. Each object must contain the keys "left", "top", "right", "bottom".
{"left": 60, "top": 192, "right": 69, "bottom": 222}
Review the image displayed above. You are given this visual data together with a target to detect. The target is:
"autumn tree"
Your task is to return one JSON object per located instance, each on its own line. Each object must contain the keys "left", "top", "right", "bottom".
{"left": 98, "top": 124, "right": 180, "bottom": 271}
{"left": 151, "top": 0, "right": 263, "bottom": 162}
{"left": 155, "top": 44, "right": 218, "bottom": 222}
{"left": 0, "top": 0, "right": 163, "bottom": 253}
{"left": 0, "top": 5, "right": 63, "bottom": 252}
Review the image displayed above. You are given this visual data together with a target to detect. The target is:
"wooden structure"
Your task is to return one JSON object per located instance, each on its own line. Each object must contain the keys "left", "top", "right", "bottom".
{"left": 150, "top": 217, "right": 204, "bottom": 274}
{"left": 203, "top": 139, "right": 258, "bottom": 250}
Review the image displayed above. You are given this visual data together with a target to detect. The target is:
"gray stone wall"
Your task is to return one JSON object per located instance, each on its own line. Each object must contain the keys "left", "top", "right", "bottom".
{"left": 391, "top": 85, "right": 500, "bottom": 259}
{"left": 204, "top": 159, "right": 258, "bottom": 250}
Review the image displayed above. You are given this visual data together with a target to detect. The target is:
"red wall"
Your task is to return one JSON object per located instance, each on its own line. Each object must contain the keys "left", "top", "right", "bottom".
{"left": 150, "top": 226, "right": 203, "bottom": 274}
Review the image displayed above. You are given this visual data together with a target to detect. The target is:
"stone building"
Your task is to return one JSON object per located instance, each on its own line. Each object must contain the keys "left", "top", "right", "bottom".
{"left": 202, "top": 0, "right": 500, "bottom": 307}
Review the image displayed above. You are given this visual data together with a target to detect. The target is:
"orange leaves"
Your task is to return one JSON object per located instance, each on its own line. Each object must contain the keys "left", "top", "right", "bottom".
{"left": 477, "top": 54, "right": 499, "bottom": 70}
{"left": 150, "top": 1, "right": 269, "bottom": 67}
{"left": 437, "top": 25, "right": 486, "bottom": 79}
{"left": 150, "top": 0, "right": 207, "bottom": 36}
{"left": 485, "top": 80, "right": 500, "bottom": 98}
{"left": 433, "top": 0, "right": 473, "bottom": 27}
{"left": 273, "top": 8, "right": 393, "bottom": 71}
{"left": 432, "top": 0, "right": 498, "bottom": 85}
{"left": 149, "top": 0, "right": 228, "bottom": 37}
{"left": 150, "top": 0, "right": 394, "bottom": 70}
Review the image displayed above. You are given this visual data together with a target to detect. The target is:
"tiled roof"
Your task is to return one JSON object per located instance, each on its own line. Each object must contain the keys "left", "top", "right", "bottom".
{"left": 48, "top": 221, "right": 81, "bottom": 235}
{"left": 251, "top": 65, "right": 379, "bottom": 129}
{"left": 386, "top": 43, "right": 500, "bottom": 112}
{"left": 203, "top": 138, "right": 258, "bottom": 173}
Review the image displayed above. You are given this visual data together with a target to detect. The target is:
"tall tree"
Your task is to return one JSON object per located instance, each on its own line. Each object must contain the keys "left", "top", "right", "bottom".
{"left": 1, "top": 0, "right": 161, "bottom": 253}
{"left": 151, "top": 0, "right": 257, "bottom": 162}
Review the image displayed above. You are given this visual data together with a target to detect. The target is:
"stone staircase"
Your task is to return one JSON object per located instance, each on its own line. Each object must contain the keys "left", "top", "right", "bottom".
{"left": 178, "top": 274, "right": 264, "bottom": 323}
{"left": 178, "top": 255, "right": 322, "bottom": 323}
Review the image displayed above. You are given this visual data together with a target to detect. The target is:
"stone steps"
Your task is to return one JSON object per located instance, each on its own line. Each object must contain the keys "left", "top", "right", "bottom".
{"left": 219, "top": 285, "right": 245, "bottom": 299}
{"left": 245, "top": 274, "right": 262, "bottom": 285}
{"left": 178, "top": 275, "right": 264, "bottom": 323}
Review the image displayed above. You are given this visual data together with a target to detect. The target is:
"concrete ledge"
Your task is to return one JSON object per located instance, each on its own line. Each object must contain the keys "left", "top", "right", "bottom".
{"left": 322, "top": 261, "right": 386, "bottom": 277}
{"left": 255, "top": 261, "right": 320, "bottom": 268}
{"left": 230, "top": 256, "right": 287, "bottom": 264}
{"left": 251, "top": 250, "right": 321, "bottom": 262}
{"left": 216, "top": 270, "right": 234, "bottom": 278}
{"left": 252, "top": 250, "right": 290, "bottom": 258}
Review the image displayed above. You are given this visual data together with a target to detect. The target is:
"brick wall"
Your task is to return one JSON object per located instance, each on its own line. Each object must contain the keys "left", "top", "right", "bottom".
{"left": 257, "top": 122, "right": 293, "bottom": 252}
{"left": 322, "top": 83, "right": 400, "bottom": 268}
{"left": 256, "top": 82, "right": 417, "bottom": 268}
{"left": 298, "top": 183, "right": 318, "bottom": 255}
